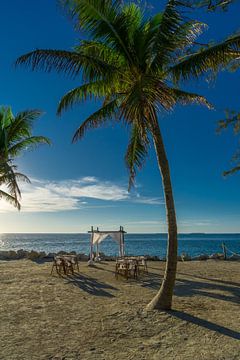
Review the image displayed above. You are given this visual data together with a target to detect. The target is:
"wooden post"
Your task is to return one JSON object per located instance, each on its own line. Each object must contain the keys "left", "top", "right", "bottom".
{"left": 90, "top": 226, "right": 94, "bottom": 260}
{"left": 96, "top": 241, "right": 99, "bottom": 257}
{"left": 222, "top": 242, "right": 227, "bottom": 260}
{"left": 122, "top": 226, "right": 125, "bottom": 257}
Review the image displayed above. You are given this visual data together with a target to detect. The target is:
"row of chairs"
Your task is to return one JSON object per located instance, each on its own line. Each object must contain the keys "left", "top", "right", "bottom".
{"left": 51, "top": 254, "right": 147, "bottom": 280}
{"left": 51, "top": 255, "right": 79, "bottom": 276}
{"left": 115, "top": 256, "right": 148, "bottom": 280}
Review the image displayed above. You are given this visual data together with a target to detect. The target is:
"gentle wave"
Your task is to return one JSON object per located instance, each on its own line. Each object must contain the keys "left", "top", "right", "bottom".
{"left": 0, "top": 233, "right": 240, "bottom": 258}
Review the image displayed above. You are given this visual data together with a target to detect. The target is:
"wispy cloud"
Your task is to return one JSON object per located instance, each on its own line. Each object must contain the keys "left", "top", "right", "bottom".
{"left": 133, "top": 197, "right": 164, "bottom": 205}
{"left": 178, "top": 219, "right": 219, "bottom": 227}
{"left": 126, "top": 220, "right": 162, "bottom": 225}
{"left": 0, "top": 176, "right": 163, "bottom": 213}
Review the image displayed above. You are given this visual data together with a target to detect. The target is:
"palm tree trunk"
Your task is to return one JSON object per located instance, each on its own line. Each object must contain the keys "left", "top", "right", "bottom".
{"left": 146, "top": 119, "right": 178, "bottom": 311}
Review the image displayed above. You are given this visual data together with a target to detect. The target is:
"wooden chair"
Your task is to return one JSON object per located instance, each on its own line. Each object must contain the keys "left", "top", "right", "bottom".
{"left": 51, "top": 255, "right": 80, "bottom": 276}
{"left": 63, "top": 258, "right": 74, "bottom": 275}
{"left": 137, "top": 256, "right": 148, "bottom": 273}
{"left": 51, "top": 257, "right": 66, "bottom": 275}
{"left": 115, "top": 259, "right": 138, "bottom": 280}
{"left": 62, "top": 255, "right": 79, "bottom": 273}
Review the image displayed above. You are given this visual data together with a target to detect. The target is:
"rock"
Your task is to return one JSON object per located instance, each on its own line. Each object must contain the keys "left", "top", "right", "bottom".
{"left": 38, "top": 251, "right": 46, "bottom": 259}
{"left": 27, "top": 250, "right": 40, "bottom": 260}
{"left": 229, "top": 254, "right": 240, "bottom": 260}
{"left": 8, "top": 250, "right": 17, "bottom": 259}
{"left": 57, "top": 251, "right": 68, "bottom": 255}
{"left": 77, "top": 253, "right": 88, "bottom": 261}
{"left": 104, "top": 255, "right": 115, "bottom": 261}
{"left": 209, "top": 253, "right": 224, "bottom": 260}
{"left": 0, "top": 250, "right": 17, "bottom": 260}
{"left": 46, "top": 252, "right": 56, "bottom": 259}
{"left": 0, "top": 251, "right": 6, "bottom": 260}
{"left": 17, "top": 249, "right": 29, "bottom": 259}
{"left": 198, "top": 254, "right": 209, "bottom": 260}
{"left": 145, "top": 255, "right": 160, "bottom": 261}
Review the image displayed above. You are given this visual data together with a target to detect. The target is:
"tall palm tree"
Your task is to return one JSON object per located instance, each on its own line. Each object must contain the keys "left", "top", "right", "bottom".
{"left": 16, "top": 0, "right": 240, "bottom": 309}
{"left": 0, "top": 106, "right": 50, "bottom": 209}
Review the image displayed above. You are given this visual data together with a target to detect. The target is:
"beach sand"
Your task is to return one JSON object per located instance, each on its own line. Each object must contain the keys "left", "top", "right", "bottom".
{"left": 0, "top": 259, "right": 239, "bottom": 360}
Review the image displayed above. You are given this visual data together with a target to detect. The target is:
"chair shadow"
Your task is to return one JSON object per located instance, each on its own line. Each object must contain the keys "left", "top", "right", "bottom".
{"left": 169, "top": 310, "right": 240, "bottom": 340}
{"left": 137, "top": 271, "right": 163, "bottom": 290}
{"left": 93, "top": 264, "right": 116, "bottom": 274}
{"left": 65, "top": 273, "right": 118, "bottom": 298}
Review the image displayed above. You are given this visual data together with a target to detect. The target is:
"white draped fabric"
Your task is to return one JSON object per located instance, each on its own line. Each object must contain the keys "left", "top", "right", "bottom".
{"left": 92, "top": 232, "right": 122, "bottom": 245}
{"left": 90, "top": 231, "right": 124, "bottom": 259}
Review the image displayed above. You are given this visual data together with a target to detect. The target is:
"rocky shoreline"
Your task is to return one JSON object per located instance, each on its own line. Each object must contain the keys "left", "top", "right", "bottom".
{"left": 0, "top": 249, "right": 239, "bottom": 261}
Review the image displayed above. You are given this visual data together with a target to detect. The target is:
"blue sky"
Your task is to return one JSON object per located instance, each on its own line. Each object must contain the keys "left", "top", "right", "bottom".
{"left": 0, "top": 0, "right": 240, "bottom": 233}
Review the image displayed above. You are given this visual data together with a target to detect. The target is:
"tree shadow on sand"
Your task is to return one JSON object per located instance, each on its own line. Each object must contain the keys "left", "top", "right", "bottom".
{"left": 65, "top": 273, "right": 118, "bottom": 298}
{"left": 174, "top": 276, "right": 240, "bottom": 306}
{"left": 137, "top": 272, "right": 240, "bottom": 305}
{"left": 169, "top": 310, "right": 240, "bottom": 340}
{"left": 138, "top": 272, "right": 240, "bottom": 340}
{"left": 177, "top": 271, "right": 240, "bottom": 288}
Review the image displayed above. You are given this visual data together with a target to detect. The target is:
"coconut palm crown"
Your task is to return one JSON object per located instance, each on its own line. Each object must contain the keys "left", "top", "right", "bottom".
{"left": 0, "top": 107, "right": 50, "bottom": 209}
{"left": 16, "top": 0, "right": 240, "bottom": 309}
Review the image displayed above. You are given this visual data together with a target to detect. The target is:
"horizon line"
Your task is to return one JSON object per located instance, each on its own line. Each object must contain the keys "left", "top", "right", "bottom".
{"left": 1, "top": 232, "right": 240, "bottom": 235}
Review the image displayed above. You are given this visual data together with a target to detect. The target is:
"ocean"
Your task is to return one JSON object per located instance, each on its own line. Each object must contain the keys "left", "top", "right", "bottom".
{"left": 0, "top": 233, "right": 240, "bottom": 258}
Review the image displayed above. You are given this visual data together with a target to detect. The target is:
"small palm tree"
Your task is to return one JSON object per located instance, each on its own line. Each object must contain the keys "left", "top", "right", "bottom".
{"left": 16, "top": 0, "right": 240, "bottom": 309}
{"left": 218, "top": 110, "right": 240, "bottom": 176}
{"left": 0, "top": 106, "right": 50, "bottom": 209}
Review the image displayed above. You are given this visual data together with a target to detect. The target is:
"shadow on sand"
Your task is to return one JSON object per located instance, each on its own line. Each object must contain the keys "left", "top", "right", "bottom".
{"left": 137, "top": 271, "right": 240, "bottom": 305}
{"left": 65, "top": 273, "right": 118, "bottom": 298}
{"left": 169, "top": 310, "right": 240, "bottom": 340}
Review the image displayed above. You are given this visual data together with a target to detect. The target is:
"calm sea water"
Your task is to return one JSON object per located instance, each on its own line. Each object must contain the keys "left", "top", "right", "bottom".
{"left": 0, "top": 233, "right": 240, "bottom": 258}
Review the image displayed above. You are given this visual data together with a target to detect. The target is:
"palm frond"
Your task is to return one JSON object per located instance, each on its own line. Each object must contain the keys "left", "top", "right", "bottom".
{"left": 170, "top": 88, "right": 213, "bottom": 108}
{"left": 125, "top": 124, "right": 150, "bottom": 190}
{"left": 0, "top": 163, "right": 21, "bottom": 205}
{"left": 72, "top": 98, "right": 121, "bottom": 142}
{"left": 169, "top": 34, "right": 240, "bottom": 82}
{"left": 8, "top": 136, "right": 51, "bottom": 157}
{"left": 61, "top": 0, "right": 133, "bottom": 64}
{"left": 0, "top": 189, "right": 20, "bottom": 210}
{"left": 121, "top": 77, "right": 176, "bottom": 125}
{"left": 7, "top": 110, "right": 43, "bottom": 142}
{"left": 57, "top": 80, "right": 119, "bottom": 115}
{"left": 147, "top": 0, "right": 184, "bottom": 68}
{"left": 16, "top": 49, "right": 115, "bottom": 80}
{"left": 75, "top": 40, "right": 123, "bottom": 66}
{"left": 223, "top": 165, "right": 240, "bottom": 176}
{"left": 0, "top": 106, "right": 48, "bottom": 210}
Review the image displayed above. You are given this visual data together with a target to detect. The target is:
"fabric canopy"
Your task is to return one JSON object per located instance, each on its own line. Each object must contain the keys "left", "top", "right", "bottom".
{"left": 92, "top": 232, "right": 122, "bottom": 245}
{"left": 88, "top": 228, "right": 126, "bottom": 262}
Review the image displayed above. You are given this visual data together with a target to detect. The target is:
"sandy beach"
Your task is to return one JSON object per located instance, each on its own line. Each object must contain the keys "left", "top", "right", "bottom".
{"left": 0, "top": 259, "right": 239, "bottom": 360}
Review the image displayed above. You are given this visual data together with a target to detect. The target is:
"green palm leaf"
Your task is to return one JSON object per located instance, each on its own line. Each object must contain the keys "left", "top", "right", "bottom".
{"left": 16, "top": 49, "right": 115, "bottom": 80}
{"left": 72, "top": 98, "right": 121, "bottom": 142}
{"left": 0, "top": 189, "right": 21, "bottom": 210}
{"left": 0, "top": 106, "right": 49, "bottom": 209}
{"left": 169, "top": 34, "right": 240, "bottom": 82}
{"left": 57, "top": 80, "right": 119, "bottom": 115}
{"left": 61, "top": 0, "right": 133, "bottom": 64}
{"left": 125, "top": 124, "right": 150, "bottom": 190}
{"left": 170, "top": 88, "right": 213, "bottom": 108}
{"left": 8, "top": 136, "right": 51, "bottom": 157}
